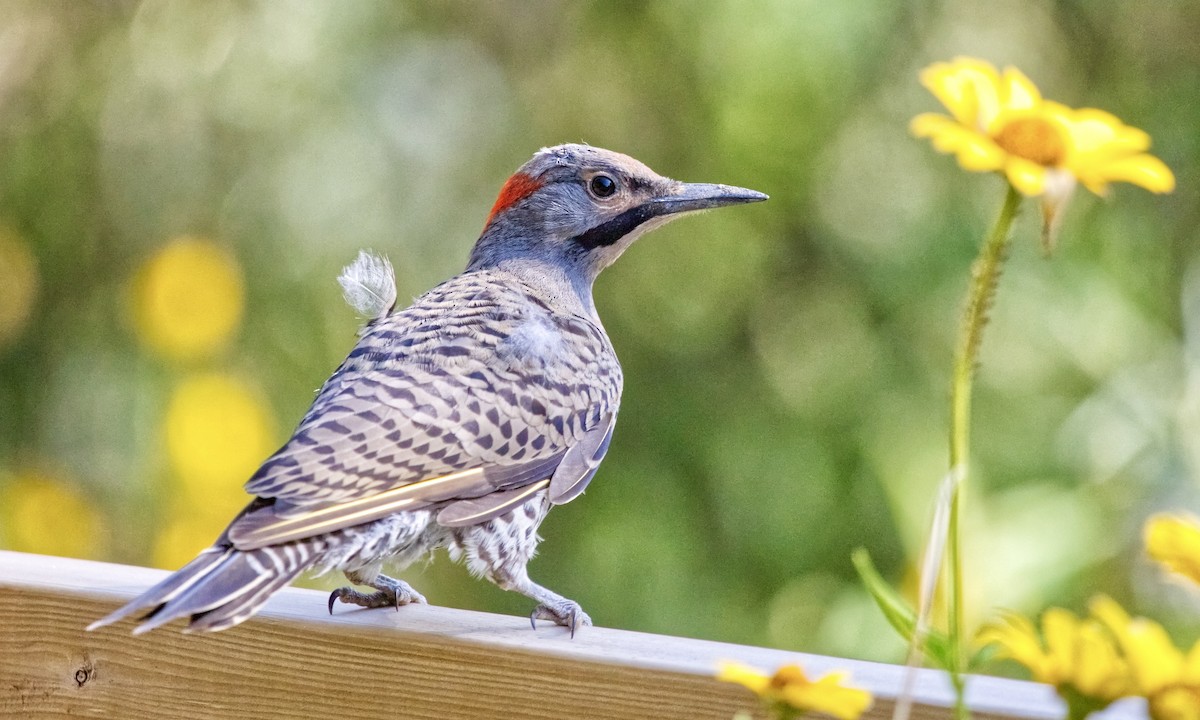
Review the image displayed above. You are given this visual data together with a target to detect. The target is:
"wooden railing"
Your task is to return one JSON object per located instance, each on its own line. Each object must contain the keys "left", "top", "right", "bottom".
{"left": 0, "top": 551, "right": 1145, "bottom": 719}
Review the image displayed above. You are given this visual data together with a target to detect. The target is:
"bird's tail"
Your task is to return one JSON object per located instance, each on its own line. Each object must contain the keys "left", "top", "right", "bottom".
{"left": 88, "top": 541, "right": 315, "bottom": 634}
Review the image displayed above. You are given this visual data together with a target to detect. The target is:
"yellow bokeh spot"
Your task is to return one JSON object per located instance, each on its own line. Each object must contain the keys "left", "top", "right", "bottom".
{"left": 133, "top": 237, "right": 244, "bottom": 361}
{"left": 165, "top": 372, "right": 276, "bottom": 520}
{"left": 0, "top": 471, "right": 107, "bottom": 559}
{"left": 152, "top": 511, "right": 227, "bottom": 570}
{"left": 0, "top": 227, "right": 39, "bottom": 350}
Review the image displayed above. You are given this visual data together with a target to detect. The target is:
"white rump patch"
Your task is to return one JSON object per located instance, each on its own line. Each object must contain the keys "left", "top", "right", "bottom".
{"left": 338, "top": 250, "right": 397, "bottom": 320}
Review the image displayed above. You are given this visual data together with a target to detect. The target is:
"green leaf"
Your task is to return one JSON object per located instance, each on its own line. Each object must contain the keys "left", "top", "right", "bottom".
{"left": 924, "top": 630, "right": 954, "bottom": 673}
{"left": 851, "top": 548, "right": 916, "bottom": 636}
{"left": 851, "top": 547, "right": 954, "bottom": 670}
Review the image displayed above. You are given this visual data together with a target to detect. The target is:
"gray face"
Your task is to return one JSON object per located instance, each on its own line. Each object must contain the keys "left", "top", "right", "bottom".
{"left": 469, "top": 144, "right": 767, "bottom": 281}
{"left": 515, "top": 145, "right": 676, "bottom": 239}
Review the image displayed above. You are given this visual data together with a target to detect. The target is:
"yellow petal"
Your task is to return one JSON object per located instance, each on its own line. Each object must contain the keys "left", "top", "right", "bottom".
{"left": 1094, "top": 595, "right": 1176, "bottom": 691}
{"left": 978, "top": 613, "right": 1052, "bottom": 680}
{"left": 1146, "top": 514, "right": 1200, "bottom": 586}
{"left": 1086, "top": 154, "right": 1176, "bottom": 194}
{"left": 1042, "top": 608, "right": 1080, "bottom": 680}
{"left": 1125, "top": 621, "right": 1184, "bottom": 694}
{"left": 1062, "top": 106, "right": 1151, "bottom": 156}
{"left": 1000, "top": 66, "right": 1042, "bottom": 113}
{"left": 912, "top": 113, "right": 979, "bottom": 154}
{"left": 781, "top": 674, "right": 874, "bottom": 720}
{"left": 1092, "top": 596, "right": 1183, "bottom": 695}
{"left": 1183, "top": 640, "right": 1200, "bottom": 686}
{"left": 716, "top": 661, "right": 772, "bottom": 696}
{"left": 1089, "top": 595, "right": 1132, "bottom": 634}
{"left": 1072, "top": 621, "right": 1130, "bottom": 700}
{"left": 956, "top": 136, "right": 1008, "bottom": 172}
{"left": 1004, "top": 156, "right": 1048, "bottom": 196}
{"left": 911, "top": 112, "right": 957, "bottom": 138}
{"left": 912, "top": 113, "right": 1007, "bottom": 172}
{"left": 920, "top": 57, "right": 1004, "bottom": 131}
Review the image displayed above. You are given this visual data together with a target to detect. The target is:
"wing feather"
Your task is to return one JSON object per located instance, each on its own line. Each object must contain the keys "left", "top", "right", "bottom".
{"left": 436, "top": 480, "right": 550, "bottom": 527}
{"left": 229, "top": 449, "right": 569, "bottom": 549}
{"left": 548, "top": 412, "right": 616, "bottom": 504}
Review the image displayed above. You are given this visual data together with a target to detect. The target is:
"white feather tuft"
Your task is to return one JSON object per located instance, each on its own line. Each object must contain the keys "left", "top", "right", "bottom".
{"left": 338, "top": 250, "right": 397, "bottom": 320}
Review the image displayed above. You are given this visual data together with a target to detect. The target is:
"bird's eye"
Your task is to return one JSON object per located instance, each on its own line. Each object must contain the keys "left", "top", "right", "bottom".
{"left": 589, "top": 174, "right": 618, "bottom": 199}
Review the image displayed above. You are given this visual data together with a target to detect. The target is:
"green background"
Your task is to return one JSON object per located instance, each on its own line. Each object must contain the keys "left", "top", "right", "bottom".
{"left": 1, "top": 0, "right": 1198, "bottom": 663}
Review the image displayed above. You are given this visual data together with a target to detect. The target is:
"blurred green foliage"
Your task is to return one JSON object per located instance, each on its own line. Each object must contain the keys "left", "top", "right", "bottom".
{"left": 0, "top": 0, "right": 1198, "bottom": 663}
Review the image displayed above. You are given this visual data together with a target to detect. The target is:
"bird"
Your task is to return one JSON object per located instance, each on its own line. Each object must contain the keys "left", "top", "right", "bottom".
{"left": 89, "top": 143, "right": 767, "bottom": 636}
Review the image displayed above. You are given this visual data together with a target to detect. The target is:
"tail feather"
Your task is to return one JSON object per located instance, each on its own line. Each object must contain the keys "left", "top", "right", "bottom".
{"left": 132, "top": 553, "right": 277, "bottom": 634}
{"left": 88, "top": 543, "right": 315, "bottom": 634}
{"left": 185, "top": 568, "right": 302, "bottom": 632}
{"left": 87, "top": 547, "right": 230, "bottom": 631}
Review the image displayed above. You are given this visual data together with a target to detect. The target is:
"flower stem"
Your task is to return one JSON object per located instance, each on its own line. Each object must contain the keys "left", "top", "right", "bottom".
{"left": 946, "top": 183, "right": 1022, "bottom": 719}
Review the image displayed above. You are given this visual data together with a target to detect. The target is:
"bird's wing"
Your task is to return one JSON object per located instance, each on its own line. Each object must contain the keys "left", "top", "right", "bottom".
{"left": 548, "top": 410, "right": 615, "bottom": 505}
{"left": 437, "top": 411, "right": 615, "bottom": 526}
{"left": 229, "top": 274, "right": 621, "bottom": 549}
{"left": 228, "top": 450, "right": 569, "bottom": 548}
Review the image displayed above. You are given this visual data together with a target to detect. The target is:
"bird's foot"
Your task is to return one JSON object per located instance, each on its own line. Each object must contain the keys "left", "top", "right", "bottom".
{"left": 327, "top": 576, "right": 426, "bottom": 614}
{"left": 529, "top": 599, "right": 591, "bottom": 638}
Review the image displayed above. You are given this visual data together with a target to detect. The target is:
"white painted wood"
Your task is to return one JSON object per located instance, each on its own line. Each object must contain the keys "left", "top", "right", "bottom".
{"left": 0, "top": 551, "right": 1146, "bottom": 719}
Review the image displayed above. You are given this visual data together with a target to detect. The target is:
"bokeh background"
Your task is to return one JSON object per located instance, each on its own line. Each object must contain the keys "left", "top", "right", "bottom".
{"left": 1, "top": 0, "right": 1198, "bottom": 663}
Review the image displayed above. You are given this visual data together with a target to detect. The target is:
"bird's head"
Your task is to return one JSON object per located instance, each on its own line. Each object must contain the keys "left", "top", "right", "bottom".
{"left": 468, "top": 144, "right": 767, "bottom": 282}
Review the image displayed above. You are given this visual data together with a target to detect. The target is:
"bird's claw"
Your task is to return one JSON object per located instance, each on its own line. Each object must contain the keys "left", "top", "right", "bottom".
{"left": 530, "top": 601, "right": 591, "bottom": 638}
{"left": 327, "top": 581, "right": 427, "bottom": 615}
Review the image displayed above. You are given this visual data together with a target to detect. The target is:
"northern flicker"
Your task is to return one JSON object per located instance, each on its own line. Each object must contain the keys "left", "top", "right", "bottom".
{"left": 89, "top": 144, "right": 767, "bottom": 635}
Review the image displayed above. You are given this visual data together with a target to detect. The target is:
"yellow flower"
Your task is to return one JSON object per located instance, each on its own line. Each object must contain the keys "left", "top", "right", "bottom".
{"left": 132, "top": 237, "right": 244, "bottom": 361}
{"left": 977, "top": 607, "right": 1130, "bottom": 716}
{"left": 0, "top": 470, "right": 108, "bottom": 559}
{"left": 912, "top": 57, "right": 1174, "bottom": 198}
{"left": 1090, "top": 595, "right": 1200, "bottom": 720}
{"left": 718, "top": 661, "right": 873, "bottom": 720}
{"left": 165, "top": 372, "right": 275, "bottom": 521}
{"left": 1145, "top": 514, "right": 1200, "bottom": 588}
{"left": 0, "top": 227, "right": 38, "bottom": 350}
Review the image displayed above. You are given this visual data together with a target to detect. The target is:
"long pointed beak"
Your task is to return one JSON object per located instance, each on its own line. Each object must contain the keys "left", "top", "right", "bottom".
{"left": 571, "top": 181, "right": 768, "bottom": 250}
{"left": 650, "top": 182, "right": 769, "bottom": 215}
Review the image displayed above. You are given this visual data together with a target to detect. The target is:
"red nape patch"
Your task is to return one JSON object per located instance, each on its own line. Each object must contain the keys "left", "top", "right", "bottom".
{"left": 485, "top": 172, "right": 543, "bottom": 225}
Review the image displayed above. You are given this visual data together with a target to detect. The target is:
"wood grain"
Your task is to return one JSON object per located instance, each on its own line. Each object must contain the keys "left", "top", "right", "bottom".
{"left": 0, "top": 551, "right": 1145, "bottom": 719}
